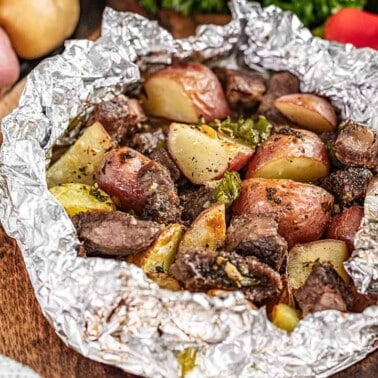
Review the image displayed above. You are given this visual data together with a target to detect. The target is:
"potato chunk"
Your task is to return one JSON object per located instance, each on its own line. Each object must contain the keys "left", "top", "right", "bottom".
{"left": 168, "top": 123, "right": 253, "bottom": 185}
{"left": 179, "top": 203, "right": 226, "bottom": 254}
{"left": 232, "top": 178, "right": 334, "bottom": 248}
{"left": 127, "top": 224, "right": 183, "bottom": 274}
{"left": 49, "top": 183, "right": 115, "bottom": 216}
{"left": 246, "top": 128, "right": 330, "bottom": 182}
{"left": 272, "top": 304, "right": 300, "bottom": 332}
{"left": 287, "top": 239, "right": 350, "bottom": 291}
{"left": 274, "top": 94, "right": 337, "bottom": 133}
{"left": 143, "top": 62, "right": 230, "bottom": 123}
{"left": 46, "top": 122, "right": 114, "bottom": 187}
{"left": 147, "top": 273, "right": 182, "bottom": 291}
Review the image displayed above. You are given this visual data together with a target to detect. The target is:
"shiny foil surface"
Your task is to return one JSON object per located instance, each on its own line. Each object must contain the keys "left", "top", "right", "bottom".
{"left": 0, "top": 1, "right": 377, "bottom": 377}
{"left": 0, "top": 355, "right": 40, "bottom": 378}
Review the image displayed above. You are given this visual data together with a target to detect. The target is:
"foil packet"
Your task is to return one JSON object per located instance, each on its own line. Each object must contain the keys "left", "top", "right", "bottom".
{"left": 0, "top": 1, "right": 377, "bottom": 377}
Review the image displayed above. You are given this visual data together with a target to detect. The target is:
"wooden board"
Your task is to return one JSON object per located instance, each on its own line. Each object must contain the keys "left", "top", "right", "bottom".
{"left": 0, "top": 227, "right": 132, "bottom": 378}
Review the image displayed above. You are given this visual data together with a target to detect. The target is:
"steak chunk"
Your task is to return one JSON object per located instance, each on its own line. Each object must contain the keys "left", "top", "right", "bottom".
{"left": 179, "top": 185, "right": 215, "bottom": 224}
{"left": 335, "top": 120, "right": 378, "bottom": 171}
{"left": 320, "top": 167, "right": 373, "bottom": 206}
{"left": 170, "top": 250, "right": 282, "bottom": 303}
{"left": 226, "top": 214, "right": 288, "bottom": 271}
{"left": 213, "top": 67, "right": 267, "bottom": 110}
{"left": 138, "top": 161, "right": 181, "bottom": 224}
{"left": 150, "top": 147, "right": 182, "bottom": 182}
{"left": 127, "top": 129, "right": 165, "bottom": 155}
{"left": 72, "top": 211, "right": 161, "bottom": 256}
{"left": 87, "top": 95, "right": 147, "bottom": 143}
{"left": 295, "top": 263, "right": 353, "bottom": 316}
{"left": 258, "top": 72, "right": 299, "bottom": 125}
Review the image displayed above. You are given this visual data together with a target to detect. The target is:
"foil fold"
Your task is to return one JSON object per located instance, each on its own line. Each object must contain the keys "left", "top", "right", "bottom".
{"left": 0, "top": 1, "right": 377, "bottom": 377}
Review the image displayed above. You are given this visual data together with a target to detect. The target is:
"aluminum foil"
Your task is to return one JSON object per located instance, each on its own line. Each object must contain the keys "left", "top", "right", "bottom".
{"left": 0, "top": 355, "right": 40, "bottom": 378}
{"left": 0, "top": 0, "right": 377, "bottom": 377}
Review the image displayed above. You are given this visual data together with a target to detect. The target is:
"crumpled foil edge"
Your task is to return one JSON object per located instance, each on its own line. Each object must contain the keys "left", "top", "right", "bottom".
{"left": 0, "top": 1, "right": 377, "bottom": 377}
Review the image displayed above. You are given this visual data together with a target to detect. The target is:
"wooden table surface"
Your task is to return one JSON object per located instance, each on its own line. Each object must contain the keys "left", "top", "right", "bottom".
{"left": 0, "top": 1, "right": 376, "bottom": 377}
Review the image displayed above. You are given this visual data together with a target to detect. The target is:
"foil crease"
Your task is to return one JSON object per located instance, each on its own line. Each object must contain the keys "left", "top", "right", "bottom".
{"left": 0, "top": 1, "right": 377, "bottom": 377}
{"left": 236, "top": 1, "right": 378, "bottom": 130}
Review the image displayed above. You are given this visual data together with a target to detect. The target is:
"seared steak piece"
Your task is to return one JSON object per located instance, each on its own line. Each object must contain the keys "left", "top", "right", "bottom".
{"left": 138, "top": 161, "right": 181, "bottom": 224}
{"left": 170, "top": 250, "right": 282, "bottom": 303}
{"left": 150, "top": 147, "right": 182, "bottom": 182}
{"left": 258, "top": 72, "right": 299, "bottom": 125}
{"left": 335, "top": 120, "right": 378, "bottom": 171}
{"left": 295, "top": 263, "right": 353, "bottom": 316}
{"left": 226, "top": 214, "right": 288, "bottom": 271}
{"left": 72, "top": 211, "right": 161, "bottom": 256}
{"left": 179, "top": 185, "right": 215, "bottom": 224}
{"left": 320, "top": 167, "right": 373, "bottom": 206}
{"left": 213, "top": 67, "right": 267, "bottom": 110}
{"left": 87, "top": 95, "right": 147, "bottom": 143}
{"left": 127, "top": 129, "right": 165, "bottom": 155}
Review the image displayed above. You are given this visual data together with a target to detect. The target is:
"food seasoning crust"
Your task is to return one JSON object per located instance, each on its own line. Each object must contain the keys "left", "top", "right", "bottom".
{"left": 47, "top": 57, "right": 376, "bottom": 330}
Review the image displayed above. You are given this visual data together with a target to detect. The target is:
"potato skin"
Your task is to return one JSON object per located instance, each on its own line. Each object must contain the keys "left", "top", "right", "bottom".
{"left": 94, "top": 147, "right": 150, "bottom": 214}
{"left": 0, "top": 27, "right": 19, "bottom": 90}
{"left": 49, "top": 183, "right": 115, "bottom": 216}
{"left": 144, "top": 62, "right": 230, "bottom": 123}
{"left": 274, "top": 93, "right": 337, "bottom": 133}
{"left": 232, "top": 178, "right": 334, "bottom": 248}
{"left": 246, "top": 128, "right": 330, "bottom": 182}
{"left": 227, "top": 149, "right": 255, "bottom": 173}
{"left": 46, "top": 122, "right": 115, "bottom": 187}
{"left": 168, "top": 123, "right": 253, "bottom": 185}
{"left": 326, "top": 206, "right": 364, "bottom": 252}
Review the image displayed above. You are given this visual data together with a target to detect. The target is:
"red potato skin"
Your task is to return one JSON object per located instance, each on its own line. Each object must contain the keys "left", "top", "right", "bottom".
{"left": 326, "top": 206, "right": 364, "bottom": 252}
{"left": 232, "top": 178, "right": 334, "bottom": 248}
{"left": 0, "top": 27, "right": 19, "bottom": 89}
{"left": 227, "top": 149, "right": 255, "bottom": 173}
{"left": 274, "top": 94, "right": 337, "bottom": 131}
{"left": 94, "top": 147, "right": 150, "bottom": 214}
{"left": 147, "top": 62, "right": 230, "bottom": 122}
{"left": 245, "top": 128, "right": 330, "bottom": 179}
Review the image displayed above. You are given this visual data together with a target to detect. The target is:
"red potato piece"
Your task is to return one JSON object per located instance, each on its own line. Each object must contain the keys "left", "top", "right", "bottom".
{"left": 274, "top": 94, "right": 337, "bottom": 133}
{"left": 179, "top": 203, "right": 226, "bottom": 254}
{"left": 0, "top": 27, "right": 20, "bottom": 91}
{"left": 271, "top": 304, "right": 300, "bottom": 332}
{"left": 168, "top": 123, "right": 253, "bottom": 185}
{"left": 94, "top": 147, "right": 150, "bottom": 214}
{"left": 287, "top": 240, "right": 350, "bottom": 291}
{"left": 46, "top": 122, "right": 115, "bottom": 188}
{"left": 246, "top": 128, "right": 330, "bottom": 182}
{"left": 224, "top": 140, "right": 255, "bottom": 173}
{"left": 143, "top": 62, "right": 230, "bottom": 123}
{"left": 232, "top": 178, "right": 334, "bottom": 248}
{"left": 326, "top": 206, "right": 364, "bottom": 252}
